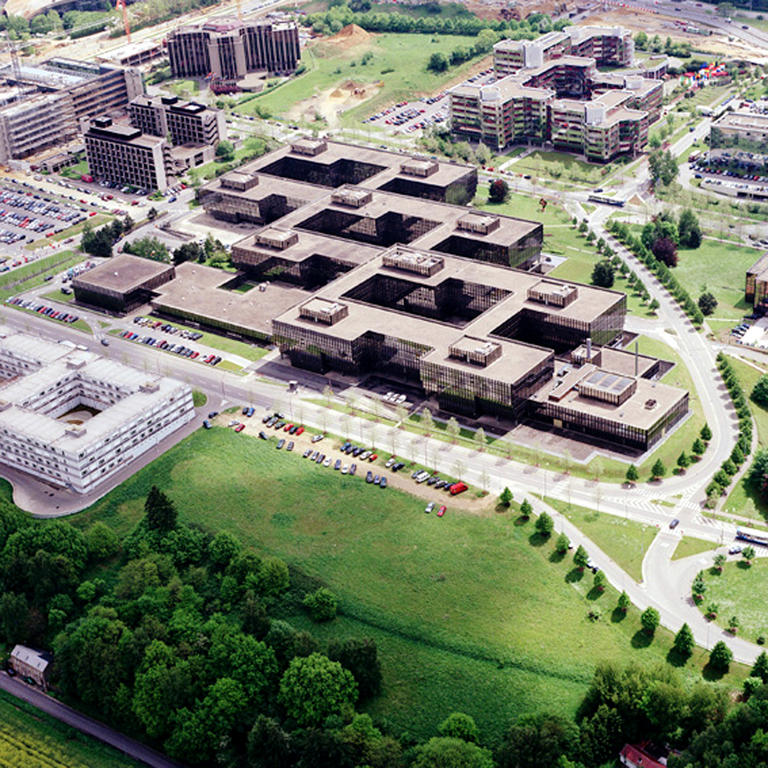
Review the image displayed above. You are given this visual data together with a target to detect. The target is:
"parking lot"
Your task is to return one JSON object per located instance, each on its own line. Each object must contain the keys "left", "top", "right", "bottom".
{"left": 0, "top": 184, "right": 89, "bottom": 260}
{"left": 363, "top": 69, "right": 495, "bottom": 135}
{"left": 5, "top": 296, "right": 83, "bottom": 326}
{"left": 115, "top": 316, "right": 223, "bottom": 366}
{"left": 690, "top": 150, "right": 768, "bottom": 199}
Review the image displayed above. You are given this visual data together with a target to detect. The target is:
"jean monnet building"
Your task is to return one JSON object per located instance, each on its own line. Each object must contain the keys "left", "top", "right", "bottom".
{"left": 0, "top": 332, "right": 194, "bottom": 493}
{"left": 74, "top": 139, "right": 689, "bottom": 451}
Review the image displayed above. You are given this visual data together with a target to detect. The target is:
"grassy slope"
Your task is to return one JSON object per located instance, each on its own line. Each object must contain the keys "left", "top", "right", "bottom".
{"left": 725, "top": 357, "right": 768, "bottom": 521}
{"left": 673, "top": 239, "right": 761, "bottom": 321}
{"left": 699, "top": 560, "right": 768, "bottom": 641}
{"left": 0, "top": 690, "right": 141, "bottom": 768}
{"left": 545, "top": 498, "right": 658, "bottom": 583}
{"left": 70, "top": 429, "right": 744, "bottom": 742}
{"left": 242, "top": 32, "right": 487, "bottom": 125}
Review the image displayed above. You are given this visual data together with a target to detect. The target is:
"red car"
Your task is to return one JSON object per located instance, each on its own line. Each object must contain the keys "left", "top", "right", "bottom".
{"left": 368, "top": 453, "right": 378, "bottom": 462}
{"left": 449, "top": 482, "right": 468, "bottom": 496}
{"left": 284, "top": 423, "right": 293, "bottom": 432}
{"left": 234, "top": 424, "right": 245, "bottom": 433}
{"left": 437, "top": 505, "right": 446, "bottom": 518}
{"left": 295, "top": 427, "right": 304, "bottom": 436}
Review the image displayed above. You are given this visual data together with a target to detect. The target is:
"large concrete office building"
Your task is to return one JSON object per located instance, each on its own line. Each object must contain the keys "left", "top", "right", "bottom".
{"left": 0, "top": 331, "right": 194, "bottom": 494}
{"left": 84, "top": 117, "right": 171, "bottom": 191}
{"left": 0, "top": 58, "right": 143, "bottom": 162}
{"left": 129, "top": 94, "right": 227, "bottom": 147}
{"left": 167, "top": 19, "right": 300, "bottom": 81}
{"left": 450, "top": 48, "right": 661, "bottom": 159}
{"left": 710, "top": 110, "right": 768, "bottom": 152}
{"left": 76, "top": 140, "right": 688, "bottom": 451}
{"left": 493, "top": 26, "right": 635, "bottom": 77}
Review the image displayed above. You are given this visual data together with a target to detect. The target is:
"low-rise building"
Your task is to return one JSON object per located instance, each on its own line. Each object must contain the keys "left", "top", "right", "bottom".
{"left": 711, "top": 111, "right": 768, "bottom": 153}
{"left": 745, "top": 253, "right": 768, "bottom": 311}
{"left": 0, "top": 331, "right": 194, "bottom": 494}
{"left": 9, "top": 645, "right": 51, "bottom": 690}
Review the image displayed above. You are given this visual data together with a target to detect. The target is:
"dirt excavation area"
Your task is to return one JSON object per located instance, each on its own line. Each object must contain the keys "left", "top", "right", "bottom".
{"left": 587, "top": 9, "right": 768, "bottom": 61}
{"left": 285, "top": 78, "right": 382, "bottom": 126}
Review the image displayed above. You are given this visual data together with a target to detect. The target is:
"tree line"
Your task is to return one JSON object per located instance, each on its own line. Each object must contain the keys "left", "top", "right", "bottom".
{"left": 3, "top": 486, "right": 768, "bottom": 766}
{"left": 301, "top": 3, "right": 566, "bottom": 39}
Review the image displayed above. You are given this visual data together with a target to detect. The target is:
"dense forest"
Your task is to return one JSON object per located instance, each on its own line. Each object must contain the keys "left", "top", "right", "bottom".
{"left": 2, "top": 488, "right": 768, "bottom": 767}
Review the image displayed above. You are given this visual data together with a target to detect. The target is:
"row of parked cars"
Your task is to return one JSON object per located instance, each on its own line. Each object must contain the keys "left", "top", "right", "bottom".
{"left": 5, "top": 297, "right": 80, "bottom": 324}
{"left": 411, "top": 468, "right": 468, "bottom": 495}
{"left": 118, "top": 329, "right": 222, "bottom": 365}
{"left": 133, "top": 316, "right": 204, "bottom": 341}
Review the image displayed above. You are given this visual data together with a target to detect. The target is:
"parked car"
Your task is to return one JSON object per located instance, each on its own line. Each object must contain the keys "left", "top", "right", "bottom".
{"left": 425, "top": 502, "right": 435, "bottom": 514}
{"left": 366, "top": 470, "right": 374, "bottom": 483}
{"left": 449, "top": 482, "right": 468, "bottom": 495}
{"left": 276, "top": 438, "right": 285, "bottom": 449}
{"left": 437, "top": 505, "right": 446, "bottom": 517}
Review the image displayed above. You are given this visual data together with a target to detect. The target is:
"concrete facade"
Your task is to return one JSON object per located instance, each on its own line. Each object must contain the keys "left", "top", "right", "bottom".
{"left": 0, "top": 331, "right": 194, "bottom": 494}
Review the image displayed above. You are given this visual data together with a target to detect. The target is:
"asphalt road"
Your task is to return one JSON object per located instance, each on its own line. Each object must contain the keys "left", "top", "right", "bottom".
{"left": 0, "top": 672, "right": 185, "bottom": 768}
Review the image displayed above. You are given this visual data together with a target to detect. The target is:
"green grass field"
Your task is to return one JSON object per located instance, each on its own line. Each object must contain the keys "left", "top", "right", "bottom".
{"left": 509, "top": 150, "right": 623, "bottom": 186}
{"left": 699, "top": 559, "right": 768, "bottom": 641}
{"left": 544, "top": 498, "right": 658, "bottom": 582}
{"left": 0, "top": 690, "right": 141, "bottom": 768}
{"left": 239, "top": 33, "right": 488, "bottom": 125}
{"left": 69, "top": 428, "right": 745, "bottom": 742}
{"left": 673, "top": 239, "right": 761, "bottom": 321}
{"left": 672, "top": 536, "right": 719, "bottom": 561}
{"left": 724, "top": 357, "right": 768, "bottom": 520}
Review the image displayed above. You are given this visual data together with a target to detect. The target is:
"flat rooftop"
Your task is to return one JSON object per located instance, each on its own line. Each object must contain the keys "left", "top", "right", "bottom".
{"left": 72, "top": 254, "right": 173, "bottom": 295}
{"left": 152, "top": 262, "right": 308, "bottom": 337}
{"left": 272, "top": 246, "right": 624, "bottom": 342}
{"left": 233, "top": 227, "right": 381, "bottom": 267}
{"left": 715, "top": 111, "right": 768, "bottom": 133}
{"left": 236, "top": 139, "right": 476, "bottom": 191}
{"left": 0, "top": 352, "right": 189, "bottom": 453}
{"left": 530, "top": 365, "right": 687, "bottom": 430}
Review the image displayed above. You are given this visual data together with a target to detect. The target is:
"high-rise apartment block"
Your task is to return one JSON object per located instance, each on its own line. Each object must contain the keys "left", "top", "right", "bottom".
{"left": 167, "top": 19, "right": 300, "bottom": 80}
{"left": 450, "top": 26, "right": 661, "bottom": 160}
{"left": 129, "top": 95, "right": 227, "bottom": 147}
{"left": 84, "top": 117, "right": 171, "bottom": 191}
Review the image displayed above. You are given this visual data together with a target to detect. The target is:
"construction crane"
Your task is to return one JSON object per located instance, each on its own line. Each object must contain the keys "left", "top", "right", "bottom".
{"left": 115, "top": 0, "right": 131, "bottom": 43}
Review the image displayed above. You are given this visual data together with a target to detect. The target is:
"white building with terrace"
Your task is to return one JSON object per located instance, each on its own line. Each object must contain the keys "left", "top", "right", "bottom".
{"left": 0, "top": 332, "right": 194, "bottom": 493}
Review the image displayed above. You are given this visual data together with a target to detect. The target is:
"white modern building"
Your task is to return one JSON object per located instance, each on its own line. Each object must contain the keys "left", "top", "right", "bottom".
{"left": 0, "top": 332, "right": 194, "bottom": 494}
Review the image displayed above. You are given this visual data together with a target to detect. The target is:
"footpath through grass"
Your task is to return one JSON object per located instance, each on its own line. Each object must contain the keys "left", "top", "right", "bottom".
{"left": 0, "top": 689, "right": 141, "bottom": 768}
{"left": 698, "top": 559, "right": 768, "bottom": 642}
{"left": 71, "top": 428, "right": 744, "bottom": 742}
{"left": 544, "top": 497, "right": 657, "bottom": 582}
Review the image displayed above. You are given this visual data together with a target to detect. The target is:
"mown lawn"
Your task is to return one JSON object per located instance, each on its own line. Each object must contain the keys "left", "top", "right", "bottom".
{"left": 673, "top": 239, "right": 761, "bottom": 321}
{"left": 699, "top": 559, "right": 768, "bottom": 642}
{"left": 545, "top": 498, "right": 658, "bottom": 583}
{"left": 724, "top": 357, "right": 768, "bottom": 521}
{"left": 240, "top": 32, "right": 488, "bottom": 125}
{"left": 0, "top": 690, "right": 141, "bottom": 768}
{"left": 70, "top": 428, "right": 745, "bottom": 743}
{"left": 672, "top": 536, "right": 719, "bottom": 561}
